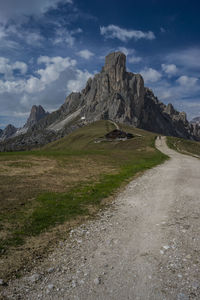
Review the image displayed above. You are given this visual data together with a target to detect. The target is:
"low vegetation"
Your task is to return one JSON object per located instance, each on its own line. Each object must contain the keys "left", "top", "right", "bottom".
{"left": 167, "top": 136, "right": 200, "bottom": 157}
{"left": 0, "top": 121, "right": 168, "bottom": 280}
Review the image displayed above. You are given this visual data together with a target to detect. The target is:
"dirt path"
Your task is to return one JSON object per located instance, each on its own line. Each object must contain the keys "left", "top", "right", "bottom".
{"left": 2, "top": 137, "right": 200, "bottom": 300}
{"left": 108, "top": 120, "right": 120, "bottom": 130}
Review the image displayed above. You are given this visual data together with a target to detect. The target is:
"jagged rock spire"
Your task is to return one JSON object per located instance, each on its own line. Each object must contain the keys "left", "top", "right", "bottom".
{"left": 103, "top": 52, "right": 127, "bottom": 91}
{"left": 104, "top": 51, "right": 126, "bottom": 73}
{"left": 25, "top": 105, "right": 48, "bottom": 128}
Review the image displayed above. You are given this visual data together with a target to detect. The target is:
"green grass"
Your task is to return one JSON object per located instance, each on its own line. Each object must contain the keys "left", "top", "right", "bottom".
{"left": 167, "top": 136, "right": 200, "bottom": 157}
{"left": 0, "top": 120, "right": 168, "bottom": 271}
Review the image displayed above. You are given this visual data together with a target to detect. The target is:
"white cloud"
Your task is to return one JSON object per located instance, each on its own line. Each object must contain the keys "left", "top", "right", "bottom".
{"left": 147, "top": 75, "right": 200, "bottom": 120}
{"left": 0, "top": 55, "right": 94, "bottom": 125}
{"left": 12, "top": 62, "right": 27, "bottom": 75}
{"left": 67, "top": 69, "right": 92, "bottom": 93}
{"left": 0, "top": 56, "right": 76, "bottom": 95}
{"left": 0, "top": 24, "right": 44, "bottom": 48}
{"left": 37, "top": 56, "right": 77, "bottom": 85}
{"left": 176, "top": 75, "right": 198, "bottom": 87}
{"left": 117, "top": 47, "right": 130, "bottom": 56}
{"left": 166, "top": 48, "right": 200, "bottom": 69}
{"left": 100, "top": 24, "right": 155, "bottom": 42}
{"left": 25, "top": 32, "right": 44, "bottom": 46}
{"left": 0, "top": 25, "right": 7, "bottom": 40}
{"left": 0, "top": 57, "right": 27, "bottom": 79}
{"left": 77, "top": 49, "right": 94, "bottom": 60}
{"left": 129, "top": 56, "right": 142, "bottom": 64}
{"left": 161, "top": 63, "right": 178, "bottom": 77}
{"left": 0, "top": 0, "right": 73, "bottom": 23}
{"left": 25, "top": 56, "right": 77, "bottom": 93}
{"left": 117, "top": 47, "right": 142, "bottom": 64}
{"left": 140, "top": 67, "right": 162, "bottom": 83}
{"left": 53, "top": 28, "right": 82, "bottom": 47}
{"left": 0, "top": 79, "right": 26, "bottom": 94}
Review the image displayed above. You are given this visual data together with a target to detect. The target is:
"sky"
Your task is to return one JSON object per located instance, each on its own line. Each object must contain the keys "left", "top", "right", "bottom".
{"left": 0, "top": 0, "right": 200, "bottom": 128}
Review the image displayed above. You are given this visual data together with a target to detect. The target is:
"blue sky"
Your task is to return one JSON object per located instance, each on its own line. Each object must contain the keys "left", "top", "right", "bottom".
{"left": 0, "top": 0, "right": 200, "bottom": 128}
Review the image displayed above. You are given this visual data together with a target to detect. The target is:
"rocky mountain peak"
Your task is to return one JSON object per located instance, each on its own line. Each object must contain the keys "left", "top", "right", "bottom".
{"left": 104, "top": 51, "right": 126, "bottom": 73}
{"left": 103, "top": 52, "right": 126, "bottom": 91}
{"left": 1, "top": 51, "right": 200, "bottom": 151}
{"left": 0, "top": 124, "right": 17, "bottom": 141}
{"left": 25, "top": 105, "right": 48, "bottom": 128}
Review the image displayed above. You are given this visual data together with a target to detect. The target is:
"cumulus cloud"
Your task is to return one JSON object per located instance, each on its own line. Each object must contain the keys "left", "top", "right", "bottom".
{"left": 161, "top": 63, "right": 178, "bottom": 77}
{"left": 0, "top": 56, "right": 77, "bottom": 104}
{"left": 0, "top": 57, "right": 27, "bottom": 79}
{"left": 77, "top": 49, "right": 94, "bottom": 60}
{"left": 147, "top": 73, "right": 200, "bottom": 120}
{"left": 100, "top": 24, "right": 155, "bottom": 42}
{"left": 117, "top": 47, "right": 142, "bottom": 63}
{"left": 0, "top": 23, "right": 44, "bottom": 49}
{"left": 67, "top": 69, "right": 92, "bottom": 93}
{"left": 176, "top": 75, "right": 198, "bottom": 87}
{"left": 140, "top": 67, "right": 162, "bottom": 83}
{"left": 0, "top": 55, "right": 94, "bottom": 127}
{"left": 36, "top": 56, "right": 76, "bottom": 87}
{"left": 0, "top": 0, "right": 73, "bottom": 23}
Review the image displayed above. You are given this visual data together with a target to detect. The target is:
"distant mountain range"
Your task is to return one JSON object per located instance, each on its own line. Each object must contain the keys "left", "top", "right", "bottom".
{"left": 0, "top": 51, "right": 200, "bottom": 151}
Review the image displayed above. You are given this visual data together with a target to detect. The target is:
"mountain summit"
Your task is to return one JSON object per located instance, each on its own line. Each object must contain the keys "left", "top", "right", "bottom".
{"left": 24, "top": 105, "right": 48, "bottom": 128}
{"left": 0, "top": 51, "right": 199, "bottom": 151}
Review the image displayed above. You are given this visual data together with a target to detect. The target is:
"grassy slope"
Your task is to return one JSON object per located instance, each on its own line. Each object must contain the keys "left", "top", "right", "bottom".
{"left": 0, "top": 120, "right": 168, "bottom": 279}
{"left": 167, "top": 136, "right": 200, "bottom": 157}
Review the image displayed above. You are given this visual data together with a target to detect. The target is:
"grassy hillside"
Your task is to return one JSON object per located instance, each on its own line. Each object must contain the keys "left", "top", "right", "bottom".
{"left": 167, "top": 136, "right": 200, "bottom": 157}
{"left": 0, "top": 120, "right": 168, "bottom": 280}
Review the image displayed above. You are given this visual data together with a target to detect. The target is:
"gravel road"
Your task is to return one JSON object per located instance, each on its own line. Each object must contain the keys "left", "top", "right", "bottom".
{"left": 2, "top": 137, "right": 200, "bottom": 300}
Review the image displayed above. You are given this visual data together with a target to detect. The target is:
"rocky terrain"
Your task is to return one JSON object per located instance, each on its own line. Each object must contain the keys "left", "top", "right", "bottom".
{"left": 0, "top": 51, "right": 199, "bottom": 151}
{"left": 0, "top": 124, "right": 17, "bottom": 141}
{"left": 190, "top": 117, "right": 200, "bottom": 137}
{"left": 24, "top": 105, "right": 49, "bottom": 129}
{"left": 0, "top": 105, "right": 48, "bottom": 142}
{"left": 2, "top": 137, "right": 200, "bottom": 299}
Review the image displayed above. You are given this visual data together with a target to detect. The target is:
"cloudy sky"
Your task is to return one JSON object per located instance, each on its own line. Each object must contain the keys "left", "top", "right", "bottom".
{"left": 0, "top": 0, "right": 200, "bottom": 128}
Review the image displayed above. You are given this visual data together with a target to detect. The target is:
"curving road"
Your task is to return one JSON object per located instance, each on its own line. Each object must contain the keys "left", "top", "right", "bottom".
{"left": 3, "top": 137, "right": 200, "bottom": 300}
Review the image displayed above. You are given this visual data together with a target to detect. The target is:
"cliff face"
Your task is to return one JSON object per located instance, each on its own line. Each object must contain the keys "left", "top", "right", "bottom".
{"left": 24, "top": 105, "right": 48, "bottom": 128}
{"left": 0, "top": 105, "right": 48, "bottom": 142}
{"left": 0, "top": 124, "right": 17, "bottom": 141}
{"left": 0, "top": 51, "right": 199, "bottom": 151}
{"left": 190, "top": 117, "right": 200, "bottom": 137}
{"left": 62, "top": 51, "right": 193, "bottom": 139}
{"left": 79, "top": 52, "right": 145, "bottom": 125}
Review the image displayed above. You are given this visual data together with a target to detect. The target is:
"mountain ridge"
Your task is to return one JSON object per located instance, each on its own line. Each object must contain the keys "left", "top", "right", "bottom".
{"left": 0, "top": 51, "right": 199, "bottom": 151}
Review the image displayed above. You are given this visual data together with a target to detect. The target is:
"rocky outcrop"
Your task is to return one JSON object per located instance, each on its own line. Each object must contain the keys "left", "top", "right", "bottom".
{"left": 74, "top": 51, "right": 194, "bottom": 140}
{"left": 24, "top": 105, "right": 48, "bottom": 128}
{"left": 0, "top": 124, "right": 17, "bottom": 141}
{"left": 0, "top": 51, "right": 199, "bottom": 151}
{"left": 0, "top": 105, "right": 48, "bottom": 143}
{"left": 190, "top": 117, "right": 200, "bottom": 138}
